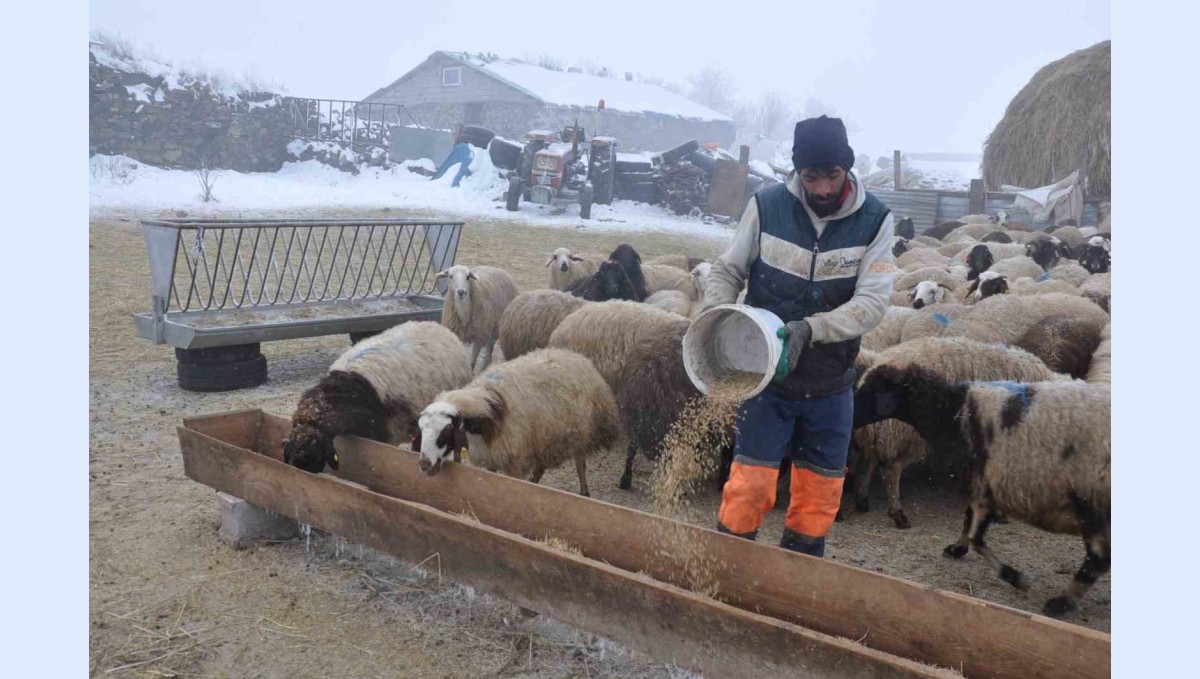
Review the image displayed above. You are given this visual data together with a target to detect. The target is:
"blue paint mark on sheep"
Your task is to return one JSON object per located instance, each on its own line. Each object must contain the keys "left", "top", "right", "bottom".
{"left": 979, "top": 381, "right": 1030, "bottom": 408}
{"left": 932, "top": 313, "right": 950, "bottom": 326}
{"left": 1036, "top": 271, "right": 1051, "bottom": 282}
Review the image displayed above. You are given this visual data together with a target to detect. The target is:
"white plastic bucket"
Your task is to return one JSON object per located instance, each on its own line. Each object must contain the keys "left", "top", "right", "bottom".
{"left": 683, "top": 304, "right": 785, "bottom": 399}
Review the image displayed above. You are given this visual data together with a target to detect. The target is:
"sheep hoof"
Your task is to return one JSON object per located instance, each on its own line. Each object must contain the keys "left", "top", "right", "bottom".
{"left": 944, "top": 544, "right": 969, "bottom": 559}
{"left": 855, "top": 496, "right": 870, "bottom": 513}
{"left": 617, "top": 474, "right": 632, "bottom": 491}
{"left": 1043, "top": 596, "right": 1077, "bottom": 617}
{"left": 889, "top": 510, "right": 911, "bottom": 529}
{"left": 1000, "top": 565, "right": 1030, "bottom": 591}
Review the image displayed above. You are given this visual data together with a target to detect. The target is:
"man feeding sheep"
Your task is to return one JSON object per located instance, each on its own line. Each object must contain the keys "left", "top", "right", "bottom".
{"left": 700, "top": 115, "right": 896, "bottom": 557}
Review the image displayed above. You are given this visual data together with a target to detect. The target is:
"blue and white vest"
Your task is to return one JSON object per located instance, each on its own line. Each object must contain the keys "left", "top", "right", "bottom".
{"left": 747, "top": 182, "right": 890, "bottom": 397}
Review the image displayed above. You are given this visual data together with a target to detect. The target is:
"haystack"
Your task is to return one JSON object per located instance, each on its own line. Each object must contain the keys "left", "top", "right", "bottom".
{"left": 982, "top": 41, "right": 1110, "bottom": 198}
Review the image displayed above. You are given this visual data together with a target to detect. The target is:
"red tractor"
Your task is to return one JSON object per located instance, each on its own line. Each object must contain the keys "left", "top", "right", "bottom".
{"left": 505, "top": 124, "right": 616, "bottom": 220}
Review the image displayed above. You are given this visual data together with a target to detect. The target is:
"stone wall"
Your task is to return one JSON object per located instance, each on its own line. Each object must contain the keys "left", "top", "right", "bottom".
{"left": 89, "top": 52, "right": 294, "bottom": 172}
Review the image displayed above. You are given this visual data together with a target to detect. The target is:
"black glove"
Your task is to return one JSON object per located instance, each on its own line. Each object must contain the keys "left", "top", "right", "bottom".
{"left": 777, "top": 320, "right": 812, "bottom": 378}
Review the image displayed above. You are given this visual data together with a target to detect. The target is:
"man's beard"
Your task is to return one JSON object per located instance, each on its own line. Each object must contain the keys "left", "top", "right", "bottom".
{"left": 806, "top": 188, "right": 843, "bottom": 217}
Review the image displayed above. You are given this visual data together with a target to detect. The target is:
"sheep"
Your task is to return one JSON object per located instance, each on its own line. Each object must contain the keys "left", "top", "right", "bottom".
{"left": 986, "top": 255, "right": 1047, "bottom": 282}
{"left": 1048, "top": 225, "right": 1088, "bottom": 250}
{"left": 1009, "top": 277, "right": 1082, "bottom": 298}
{"left": 980, "top": 230, "right": 1013, "bottom": 244}
{"left": 414, "top": 348, "right": 622, "bottom": 496}
{"left": 1079, "top": 226, "right": 1099, "bottom": 238}
{"left": 943, "top": 293, "right": 1109, "bottom": 346}
{"left": 895, "top": 248, "right": 949, "bottom": 272}
{"left": 907, "top": 280, "right": 949, "bottom": 309}
{"left": 545, "top": 248, "right": 600, "bottom": 291}
{"left": 895, "top": 216, "right": 916, "bottom": 240}
{"left": 572, "top": 260, "right": 641, "bottom": 302}
{"left": 642, "top": 263, "right": 696, "bottom": 297}
{"left": 862, "top": 306, "right": 918, "bottom": 352}
{"left": 1014, "top": 314, "right": 1105, "bottom": 379}
{"left": 912, "top": 235, "right": 943, "bottom": 248}
{"left": 283, "top": 322, "right": 474, "bottom": 473}
{"left": 960, "top": 213, "right": 995, "bottom": 225}
{"left": 498, "top": 289, "right": 586, "bottom": 361}
{"left": 1079, "top": 272, "right": 1111, "bottom": 312}
{"left": 962, "top": 271, "right": 1009, "bottom": 303}
{"left": 956, "top": 242, "right": 1026, "bottom": 266}
{"left": 645, "top": 254, "right": 708, "bottom": 271}
{"left": 892, "top": 237, "right": 910, "bottom": 258}
{"left": 1079, "top": 236, "right": 1111, "bottom": 274}
{"left": 944, "top": 232, "right": 980, "bottom": 246}
{"left": 895, "top": 266, "right": 967, "bottom": 293}
{"left": 1046, "top": 261, "right": 1092, "bottom": 287}
{"left": 937, "top": 241, "right": 974, "bottom": 258}
{"left": 438, "top": 265, "right": 520, "bottom": 371}
{"left": 898, "top": 303, "right": 971, "bottom": 343}
{"left": 945, "top": 222, "right": 995, "bottom": 241}
{"left": 854, "top": 364, "right": 1110, "bottom": 617}
{"left": 922, "top": 220, "right": 966, "bottom": 240}
{"left": 1086, "top": 324, "right": 1111, "bottom": 384}
{"left": 547, "top": 301, "right": 699, "bottom": 490}
{"left": 607, "top": 243, "right": 650, "bottom": 300}
{"left": 1025, "top": 237, "right": 1068, "bottom": 270}
{"left": 647, "top": 262, "right": 711, "bottom": 318}
{"left": 850, "top": 337, "right": 1062, "bottom": 528}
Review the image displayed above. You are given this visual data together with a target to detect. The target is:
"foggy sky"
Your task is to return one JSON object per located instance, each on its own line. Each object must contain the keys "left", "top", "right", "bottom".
{"left": 90, "top": 0, "right": 1110, "bottom": 160}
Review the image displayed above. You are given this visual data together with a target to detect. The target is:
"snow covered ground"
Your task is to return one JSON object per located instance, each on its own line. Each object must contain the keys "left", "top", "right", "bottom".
{"left": 89, "top": 150, "right": 735, "bottom": 241}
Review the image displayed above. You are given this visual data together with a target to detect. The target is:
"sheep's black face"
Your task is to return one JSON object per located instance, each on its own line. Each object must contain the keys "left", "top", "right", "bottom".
{"left": 896, "top": 217, "right": 916, "bottom": 240}
{"left": 966, "top": 245, "right": 993, "bottom": 280}
{"left": 893, "top": 239, "right": 908, "bottom": 257}
{"left": 417, "top": 405, "right": 465, "bottom": 476}
{"left": 283, "top": 432, "right": 334, "bottom": 473}
{"left": 597, "top": 262, "right": 633, "bottom": 300}
{"left": 979, "top": 276, "right": 1009, "bottom": 298}
{"left": 1080, "top": 247, "right": 1110, "bottom": 274}
{"left": 853, "top": 366, "right": 909, "bottom": 429}
{"left": 1026, "top": 240, "right": 1061, "bottom": 270}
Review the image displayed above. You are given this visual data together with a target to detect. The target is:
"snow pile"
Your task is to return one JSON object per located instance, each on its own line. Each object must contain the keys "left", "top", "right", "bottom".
{"left": 449, "top": 53, "right": 731, "bottom": 122}
{"left": 90, "top": 39, "right": 274, "bottom": 101}
{"left": 89, "top": 154, "right": 733, "bottom": 240}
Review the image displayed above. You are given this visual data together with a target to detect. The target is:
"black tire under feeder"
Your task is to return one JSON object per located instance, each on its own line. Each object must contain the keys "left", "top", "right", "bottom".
{"left": 175, "top": 344, "right": 268, "bottom": 392}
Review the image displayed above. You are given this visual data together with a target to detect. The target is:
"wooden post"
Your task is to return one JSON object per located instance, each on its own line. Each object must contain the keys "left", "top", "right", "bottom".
{"left": 968, "top": 179, "right": 985, "bottom": 215}
{"left": 893, "top": 150, "right": 902, "bottom": 190}
{"left": 739, "top": 144, "right": 750, "bottom": 165}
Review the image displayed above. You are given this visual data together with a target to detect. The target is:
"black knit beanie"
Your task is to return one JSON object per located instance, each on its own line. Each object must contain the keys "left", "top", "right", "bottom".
{"left": 792, "top": 115, "right": 855, "bottom": 172}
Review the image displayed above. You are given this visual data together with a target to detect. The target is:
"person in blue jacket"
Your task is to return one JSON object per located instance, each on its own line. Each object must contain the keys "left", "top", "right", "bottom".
{"left": 430, "top": 142, "right": 474, "bottom": 187}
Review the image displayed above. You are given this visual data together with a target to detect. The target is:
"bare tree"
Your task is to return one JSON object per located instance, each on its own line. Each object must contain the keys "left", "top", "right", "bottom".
{"left": 195, "top": 159, "right": 219, "bottom": 203}
{"left": 855, "top": 153, "right": 873, "bottom": 176}
{"left": 753, "top": 91, "right": 794, "bottom": 140}
{"left": 525, "top": 53, "right": 564, "bottom": 71}
{"left": 686, "top": 67, "right": 738, "bottom": 116}
{"left": 877, "top": 156, "right": 893, "bottom": 172}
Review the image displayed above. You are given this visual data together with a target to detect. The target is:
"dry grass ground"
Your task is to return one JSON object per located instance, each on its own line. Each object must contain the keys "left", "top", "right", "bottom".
{"left": 89, "top": 206, "right": 1108, "bottom": 678}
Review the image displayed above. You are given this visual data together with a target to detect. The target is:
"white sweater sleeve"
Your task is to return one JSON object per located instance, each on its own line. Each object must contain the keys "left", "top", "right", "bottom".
{"left": 806, "top": 212, "right": 896, "bottom": 344}
{"left": 702, "top": 197, "right": 760, "bottom": 311}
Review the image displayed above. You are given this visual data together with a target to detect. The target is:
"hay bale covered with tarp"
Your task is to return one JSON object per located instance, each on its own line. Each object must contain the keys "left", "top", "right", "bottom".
{"left": 982, "top": 41, "right": 1110, "bottom": 198}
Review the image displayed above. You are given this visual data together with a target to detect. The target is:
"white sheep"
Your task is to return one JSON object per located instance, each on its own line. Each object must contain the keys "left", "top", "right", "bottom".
{"left": 850, "top": 336, "right": 1063, "bottom": 528}
{"left": 498, "top": 289, "right": 586, "bottom": 361}
{"left": 1079, "top": 272, "right": 1111, "bottom": 312}
{"left": 898, "top": 303, "right": 971, "bottom": 343}
{"left": 986, "top": 255, "right": 1046, "bottom": 282}
{"left": 1046, "top": 261, "right": 1092, "bottom": 287}
{"left": 906, "top": 280, "right": 949, "bottom": 309}
{"left": 895, "top": 248, "right": 949, "bottom": 272}
{"left": 895, "top": 266, "right": 968, "bottom": 293}
{"left": 545, "top": 248, "right": 600, "bottom": 291}
{"left": 943, "top": 292, "right": 1109, "bottom": 345}
{"left": 912, "top": 235, "right": 944, "bottom": 248}
{"left": 1086, "top": 324, "right": 1111, "bottom": 384}
{"left": 861, "top": 306, "right": 918, "bottom": 352}
{"left": 1008, "top": 277, "right": 1082, "bottom": 298}
{"left": 283, "top": 321, "right": 474, "bottom": 473}
{"left": 961, "top": 271, "right": 1010, "bottom": 304}
{"left": 642, "top": 263, "right": 696, "bottom": 298}
{"left": 415, "top": 348, "right": 623, "bottom": 496}
{"left": 439, "top": 265, "right": 520, "bottom": 371}
{"left": 855, "top": 365, "right": 1110, "bottom": 617}
{"left": 937, "top": 241, "right": 974, "bottom": 258}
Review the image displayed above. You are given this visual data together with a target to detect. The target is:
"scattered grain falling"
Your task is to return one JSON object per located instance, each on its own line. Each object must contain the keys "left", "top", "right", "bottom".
{"left": 646, "top": 371, "right": 762, "bottom": 598}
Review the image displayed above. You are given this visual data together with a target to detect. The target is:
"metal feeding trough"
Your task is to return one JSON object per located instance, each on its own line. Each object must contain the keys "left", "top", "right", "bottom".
{"left": 134, "top": 218, "right": 463, "bottom": 392}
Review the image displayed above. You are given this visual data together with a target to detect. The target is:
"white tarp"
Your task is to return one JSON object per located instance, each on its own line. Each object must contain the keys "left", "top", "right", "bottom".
{"left": 1004, "top": 169, "right": 1084, "bottom": 224}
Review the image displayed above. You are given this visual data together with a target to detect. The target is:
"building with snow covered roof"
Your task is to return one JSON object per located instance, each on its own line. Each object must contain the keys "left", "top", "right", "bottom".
{"left": 363, "top": 51, "right": 735, "bottom": 152}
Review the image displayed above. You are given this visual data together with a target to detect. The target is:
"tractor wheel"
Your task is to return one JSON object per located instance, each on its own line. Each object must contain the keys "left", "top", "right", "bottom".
{"left": 580, "top": 183, "right": 594, "bottom": 220}
{"left": 506, "top": 176, "right": 522, "bottom": 212}
{"left": 176, "top": 352, "right": 267, "bottom": 392}
{"left": 458, "top": 125, "right": 495, "bottom": 149}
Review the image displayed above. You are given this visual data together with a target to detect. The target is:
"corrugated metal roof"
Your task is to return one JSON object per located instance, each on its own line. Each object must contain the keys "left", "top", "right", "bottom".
{"left": 870, "top": 190, "right": 941, "bottom": 235}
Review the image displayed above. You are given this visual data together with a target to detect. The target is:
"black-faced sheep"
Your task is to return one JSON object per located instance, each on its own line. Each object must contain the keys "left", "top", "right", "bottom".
{"left": 892, "top": 237, "right": 909, "bottom": 258}
{"left": 498, "top": 289, "right": 586, "bottom": 361}
{"left": 1079, "top": 236, "right": 1111, "bottom": 274}
{"left": 1013, "top": 314, "right": 1105, "bottom": 379}
{"left": 854, "top": 364, "right": 1110, "bottom": 617}
{"left": 850, "top": 337, "right": 1061, "bottom": 528}
{"left": 962, "top": 271, "right": 1009, "bottom": 302}
{"left": 922, "top": 220, "right": 966, "bottom": 240}
{"left": 545, "top": 248, "right": 600, "bottom": 291}
{"left": 1025, "top": 237, "right": 1068, "bottom": 270}
{"left": 547, "top": 301, "right": 701, "bottom": 490}
{"left": 415, "top": 348, "right": 622, "bottom": 496}
{"left": 895, "top": 216, "right": 916, "bottom": 240}
{"left": 284, "top": 321, "right": 474, "bottom": 473}
{"left": 607, "top": 244, "right": 650, "bottom": 300}
{"left": 439, "top": 265, "right": 519, "bottom": 371}
{"left": 571, "top": 260, "right": 641, "bottom": 302}
{"left": 960, "top": 243, "right": 1026, "bottom": 280}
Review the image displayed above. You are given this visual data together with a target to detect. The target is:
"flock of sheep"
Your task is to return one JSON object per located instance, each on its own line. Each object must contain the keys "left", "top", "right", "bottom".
{"left": 279, "top": 208, "right": 1111, "bottom": 619}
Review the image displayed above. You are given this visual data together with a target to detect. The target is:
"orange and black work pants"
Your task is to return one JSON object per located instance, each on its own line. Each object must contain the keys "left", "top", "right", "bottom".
{"left": 717, "top": 385, "right": 852, "bottom": 557}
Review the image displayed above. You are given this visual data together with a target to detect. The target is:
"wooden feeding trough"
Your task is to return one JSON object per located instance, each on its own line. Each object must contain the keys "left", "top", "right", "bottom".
{"left": 134, "top": 218, "right": 462, "bottom": 391}
{"left": 179, "top": 409, "right": 1110, "bottom": 679}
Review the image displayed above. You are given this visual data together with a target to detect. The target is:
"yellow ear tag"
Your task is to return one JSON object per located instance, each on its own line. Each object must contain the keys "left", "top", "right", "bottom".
{"left": 459, "top": 447, "right": 469, "bottom": 463}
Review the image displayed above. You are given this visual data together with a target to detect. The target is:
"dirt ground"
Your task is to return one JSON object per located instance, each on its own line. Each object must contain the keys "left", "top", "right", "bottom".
{"left": 89, "top": 206, "right": 1109, "bottom": 678}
